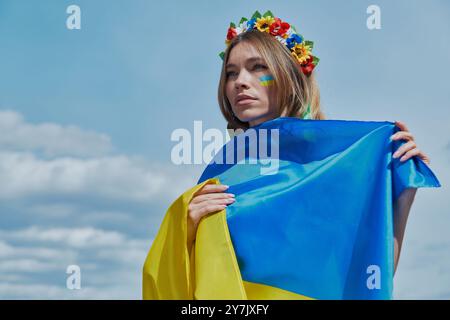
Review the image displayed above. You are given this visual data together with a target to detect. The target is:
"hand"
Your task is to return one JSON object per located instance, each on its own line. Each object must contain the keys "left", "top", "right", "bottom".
{"left": 391, "top": 120, "right": 431, "bottom": 165}
{"left": 187, "top": 183, "right": 235, "bottom": 247}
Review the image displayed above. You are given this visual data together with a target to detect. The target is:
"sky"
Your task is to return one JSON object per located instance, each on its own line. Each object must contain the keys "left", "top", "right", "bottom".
{"left": 0, "top": 0, "right": 449, "bottom": 299}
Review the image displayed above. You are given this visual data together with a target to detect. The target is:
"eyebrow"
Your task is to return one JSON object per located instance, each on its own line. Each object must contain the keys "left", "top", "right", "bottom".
{"left": 226, "top": 57, "right": 264, "bottom": 69}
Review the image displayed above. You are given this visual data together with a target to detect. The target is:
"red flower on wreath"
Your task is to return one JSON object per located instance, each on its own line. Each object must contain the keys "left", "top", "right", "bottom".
{"left": 226, "top": 27, "right": 237, "bottom": 42}
{"left": 300, "top": 55, "right": 317, "bottom": 76}
{"left": 269, "top": 18, "right": 290, "bottom": 36}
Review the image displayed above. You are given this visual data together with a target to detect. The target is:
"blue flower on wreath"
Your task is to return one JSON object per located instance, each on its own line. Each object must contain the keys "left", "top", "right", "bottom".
{"left": 247, "top": 18, "right": 257, "bottom": 29}
{"left": 286, "top": 34, "right": 303, "bottom": 49}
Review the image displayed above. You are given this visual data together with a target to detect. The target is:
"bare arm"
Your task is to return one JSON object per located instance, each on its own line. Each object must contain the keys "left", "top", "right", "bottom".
{"left": 187, "top": 216, "right": 199, "bottom": 256}
{"left": 390, "top": 121, "right": 432, "bottom": 274}
{"left": 393, "top": 187, "right": 417, "bottom": 275}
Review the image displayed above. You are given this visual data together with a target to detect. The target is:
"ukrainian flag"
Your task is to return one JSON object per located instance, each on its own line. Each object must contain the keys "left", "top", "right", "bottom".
{"left": 143, "top": 117, "right": 441, "bottom": 300}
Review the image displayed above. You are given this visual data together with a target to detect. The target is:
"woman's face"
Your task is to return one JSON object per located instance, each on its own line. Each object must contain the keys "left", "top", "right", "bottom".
{"left": 225, "top": 42, "right": 285, "bottom": 127}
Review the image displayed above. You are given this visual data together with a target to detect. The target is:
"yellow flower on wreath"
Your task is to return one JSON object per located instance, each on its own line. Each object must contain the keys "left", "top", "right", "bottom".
{"left": 255, "top": 16, "right": 275, "bottom": 32}
{"left": 291, "top": 42, "right": 312, "bottom": 64}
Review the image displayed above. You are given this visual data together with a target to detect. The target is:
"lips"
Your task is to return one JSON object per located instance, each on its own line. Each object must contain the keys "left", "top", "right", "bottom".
{"left": 235, "top": 94, "right": 257, "bottom": 105}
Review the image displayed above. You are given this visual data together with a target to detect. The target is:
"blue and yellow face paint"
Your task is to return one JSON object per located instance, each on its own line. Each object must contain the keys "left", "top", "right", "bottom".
{"left": 259, "top": 74, "right": 275, "bottom": 87}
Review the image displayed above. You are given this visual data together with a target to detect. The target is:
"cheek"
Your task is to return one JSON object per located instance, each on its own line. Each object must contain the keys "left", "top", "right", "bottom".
{"left": 268, "top": 86, "right": 278, "bottom": 102}
{"left": 225, "top": 82, "right": 234, "bottom": 101}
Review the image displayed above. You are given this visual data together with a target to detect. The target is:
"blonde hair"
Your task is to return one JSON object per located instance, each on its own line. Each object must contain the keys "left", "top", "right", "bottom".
{"left": 217, "top": 29, "right": 325, "bottom": 131}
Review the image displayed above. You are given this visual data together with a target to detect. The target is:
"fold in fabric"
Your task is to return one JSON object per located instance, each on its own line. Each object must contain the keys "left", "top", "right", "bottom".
{"left": 142, "top": 178, "right": 245, "bottom": 299}
{"left": 143, "top": 117, "right": 441, "bottom": 300}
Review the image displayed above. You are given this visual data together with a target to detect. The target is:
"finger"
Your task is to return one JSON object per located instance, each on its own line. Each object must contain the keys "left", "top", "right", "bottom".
{"left": 190, "top": 197, "right": 235, "bottom": 211}
{"left": 191, "top": 192, "right": 235, "bottom": 205}
{"left": 199, "top": 204, "right": 228, "bottom": 217}
{"left": 189, "top": 204, "right": 227, "bottom": 222}
{"left": 401, "top": 149, "right": 430, "bottom": 164}
{"left": 195, "top": 183, "right": 229, "bottom": 196}
{"left": 395, "top": 120, "right": 410, "bottom": 132}
{"left": 393, "top": 141, "right": 416, "bottom": 158}
{"left": 190, "top": 202, "right": 230, "bottom": 220}
{"left": 399, "top": 148, "right": 422, "bottom": 162}
{"left": 390, "top": 131, "right": 414, "bottom": 142}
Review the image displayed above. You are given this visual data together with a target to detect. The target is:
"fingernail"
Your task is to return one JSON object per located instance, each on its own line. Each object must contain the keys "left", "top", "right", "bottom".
{"left": 222, "top": 185, "right": 229, "bottom": 189}
{"left": 226, "top": 198, "right": 235, "bottom": 203}
{"left": 393, "top": 152, "right": 399, "bottom": 158}
{"left": 228, "top": 193, "right": 235, "bottom": 197}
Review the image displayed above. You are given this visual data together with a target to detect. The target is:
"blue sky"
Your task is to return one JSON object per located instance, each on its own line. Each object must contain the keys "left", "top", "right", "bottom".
{"left": 0, "top": 0, "right": 449, "bottom": 299}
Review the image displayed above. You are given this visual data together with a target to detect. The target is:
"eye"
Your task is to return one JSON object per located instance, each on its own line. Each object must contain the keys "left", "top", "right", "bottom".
{"left": 253, "top": 64, "right": 267, "bottom": 70}
{"left": 225, "top": 64, "right": 267, "bottom": 78}
{"left": 226, "top": 71, "right": 237, "bottom": 78}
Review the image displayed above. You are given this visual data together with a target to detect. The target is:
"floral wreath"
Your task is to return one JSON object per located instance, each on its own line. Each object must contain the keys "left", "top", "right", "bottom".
{"left": 219, "top": 10, "right": 319, "bottom": 76}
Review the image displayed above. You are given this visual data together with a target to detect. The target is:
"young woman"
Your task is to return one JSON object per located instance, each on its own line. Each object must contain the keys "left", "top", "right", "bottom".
{"left": 186, "top": 13, "right": 431, "bottom": 277}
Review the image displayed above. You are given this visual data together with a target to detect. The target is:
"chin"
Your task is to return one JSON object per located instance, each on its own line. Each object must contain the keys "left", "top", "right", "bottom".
{"left": 234, "top": 109, "right": 268, "bottom": 124}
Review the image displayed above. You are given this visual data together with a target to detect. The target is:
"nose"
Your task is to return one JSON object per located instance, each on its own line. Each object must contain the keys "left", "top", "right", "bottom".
{"left": 234, "top": 69, "right": 251, "bottom": 90}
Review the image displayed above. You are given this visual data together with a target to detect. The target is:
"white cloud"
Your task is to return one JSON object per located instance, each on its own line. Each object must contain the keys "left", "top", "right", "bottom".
{"left": 0, "top": 240, "right": 74, "bottom": 260}
{"left": 0, "top": 150, "right": 178, "bottom": 202}
{"left": 0, "top": 110, "right": 113, "bottom": 157}
{"left": 0, "top": 226, "right": 126, "bottom": 248}
{"left": 0, "top": 259, "right": 63, "bottom": 273}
